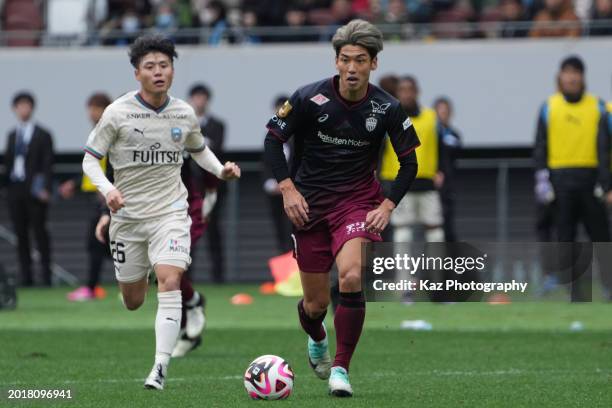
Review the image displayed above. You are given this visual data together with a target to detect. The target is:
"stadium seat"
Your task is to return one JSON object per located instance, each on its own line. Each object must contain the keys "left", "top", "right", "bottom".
{"left": 308, "top": 8, "right": 337, "bottom": 26}
{"left": 2, "top": 0, "right": 43, "bottom": 46}
{"left": 432, "top": 8, "right": 475, "bottom": 38}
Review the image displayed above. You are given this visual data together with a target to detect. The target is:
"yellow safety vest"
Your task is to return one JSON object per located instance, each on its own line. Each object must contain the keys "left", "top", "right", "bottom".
{"left": 379, "top": 107, "right": 438, "bottom": 180}
{"left": 547, "top": 92, "right": 601, "bottom": 169}
{"left": 81, "top": 156, "right": 107, "bottom": 192}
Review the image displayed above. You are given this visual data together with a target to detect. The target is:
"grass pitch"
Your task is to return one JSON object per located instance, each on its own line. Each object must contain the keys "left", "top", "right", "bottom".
{"left": 1, "top": 285, "right": 611, "bottom": 407}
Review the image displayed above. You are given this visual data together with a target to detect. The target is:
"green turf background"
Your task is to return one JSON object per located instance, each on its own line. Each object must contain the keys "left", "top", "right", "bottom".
{"left": 1, "top": 285, "right": 611, "bottom": 407}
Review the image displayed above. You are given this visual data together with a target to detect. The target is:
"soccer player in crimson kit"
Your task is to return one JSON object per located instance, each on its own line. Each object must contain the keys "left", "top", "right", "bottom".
{"left": 264, "top": 19, "right": 420, "bottom": 397}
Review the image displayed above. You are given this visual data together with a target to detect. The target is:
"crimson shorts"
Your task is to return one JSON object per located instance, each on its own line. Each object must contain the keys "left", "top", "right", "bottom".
{"left": 292, "top": 206, "right": 382, "bottom": 273}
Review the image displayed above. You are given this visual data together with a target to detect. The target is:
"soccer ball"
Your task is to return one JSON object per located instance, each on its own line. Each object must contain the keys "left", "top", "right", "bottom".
{"left": 243, "top": 355, "right": 294, "bottom": 400}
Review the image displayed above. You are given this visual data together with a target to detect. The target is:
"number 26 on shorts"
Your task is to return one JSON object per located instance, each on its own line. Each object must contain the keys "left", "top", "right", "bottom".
{"left": 110, "top": 241, "right": 126, "bottom": 263}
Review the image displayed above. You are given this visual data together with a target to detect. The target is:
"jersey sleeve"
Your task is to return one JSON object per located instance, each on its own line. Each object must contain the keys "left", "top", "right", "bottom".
{"left": 185, "top": 111, "right": 206, "bottom": 153}
{"left": 534, "top": 102, "right": 548, "bottom": 171}
{"left": 84, "top": 108, "right": 117, "bottom": 159}
{"left": 265, "top": 90, "right": 305, "bottom": 142}
{"left": 386, "top": 103, "right": 421, "bottom": 158}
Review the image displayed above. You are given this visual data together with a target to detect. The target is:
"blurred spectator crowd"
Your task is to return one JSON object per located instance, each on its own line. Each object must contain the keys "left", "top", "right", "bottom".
{"left": 1, "top": 0, "right": 611, "bottom": 46}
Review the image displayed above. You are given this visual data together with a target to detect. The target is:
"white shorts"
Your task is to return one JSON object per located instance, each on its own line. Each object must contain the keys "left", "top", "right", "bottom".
{"left": 109, "top": 211, "right": 192, "bottom": 283}
{"left": 390, "top": 191, "right": 443, "bottom": 227}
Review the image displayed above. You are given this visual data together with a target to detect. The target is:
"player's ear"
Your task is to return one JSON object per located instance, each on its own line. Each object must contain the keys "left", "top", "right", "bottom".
{"left": 371, "top": 56, "right": 378, "bottom": 71}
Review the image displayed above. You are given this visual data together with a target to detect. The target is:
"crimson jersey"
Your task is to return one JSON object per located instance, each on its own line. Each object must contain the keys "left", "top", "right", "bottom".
{"left": 266, "top": 76, "right": 420, "bottom": 227}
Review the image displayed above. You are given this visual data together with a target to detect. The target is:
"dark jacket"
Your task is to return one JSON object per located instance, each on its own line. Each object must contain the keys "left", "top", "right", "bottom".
{"left": 3, "top": 124, "right": 54, "bottom": 193}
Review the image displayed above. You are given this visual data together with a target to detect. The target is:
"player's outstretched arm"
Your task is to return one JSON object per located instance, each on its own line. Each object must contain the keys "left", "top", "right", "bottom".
{"left": 82, "top": 153, "right": 124, "bottom": 212}
{"left": 190, "top": 147, "right": 241, "bottom": 180}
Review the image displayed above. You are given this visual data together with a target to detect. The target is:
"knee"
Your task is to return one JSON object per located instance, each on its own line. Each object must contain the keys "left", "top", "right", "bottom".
{"left": 123, "top": 296, "right": 145, "bottom": 311}
{"left": 303, "top": 297, "right": 330, "bottom": 316}
{"left": 157, "top": 272, "right": 183, "bottom": 292}
{"left": 339, "top": 264, "right": 362, "bottom": 292}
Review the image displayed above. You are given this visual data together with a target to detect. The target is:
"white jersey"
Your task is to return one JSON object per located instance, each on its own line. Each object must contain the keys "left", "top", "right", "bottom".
{"left": 84, "top": 91, "right": 205, "bottom": 221}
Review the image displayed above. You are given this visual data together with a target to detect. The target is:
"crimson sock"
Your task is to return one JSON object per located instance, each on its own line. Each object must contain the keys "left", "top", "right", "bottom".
{"left": 297, "top": 299, "right": 327, "bottom": 342}
{"left": 333, "top": 291, "right": 365, "bottom": 372}
{"left": 179, "top": 275, "right": 195, "bottom": 330}
{"left": 180, "top": 274, "right": 195, "bottom": 302}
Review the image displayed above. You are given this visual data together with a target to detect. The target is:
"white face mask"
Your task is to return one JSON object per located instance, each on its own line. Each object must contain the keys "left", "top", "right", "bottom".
{"left": 156, "top": 12, "right": 175, "bottom": 28}
{"left": 201, "top": 9, "right": 214, "bottom": 24}
{"left": 122, "top": 16, "right": 140, "bottom": 33}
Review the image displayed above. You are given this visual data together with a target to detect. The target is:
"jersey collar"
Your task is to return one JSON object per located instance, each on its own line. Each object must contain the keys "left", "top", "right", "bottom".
{"left": 135, "top": 92, "right": 171, "bottom": 114}
{"left": 331, "top": 76, "right": 372, "bottom": 110}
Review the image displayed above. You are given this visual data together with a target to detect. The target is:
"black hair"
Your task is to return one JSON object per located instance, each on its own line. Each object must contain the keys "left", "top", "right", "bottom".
{"left": 12, "top": 91, "right": 35, "bottom": 108}
{"left": 87, "top": 92, "right": 112, "bottom": 108}
{"left": 378, "top": 74, "right": 399, "bottom": 97}
{"left": 207, "top": 1, "right": 227, "bottom": 22}
{"left": 399, "top": 75, "right": 419, "bottom": 90}
{"left": 189, "top": 83, "right": 212, "bottom": 99}
{"left": 129, "top": 34, "right": 178, "bottom": 68}
{"left": 560, "top": 55, "right": 585, "bottom": 73}
{"left": 433, "top": 96, "right": 452, "bottom": 111}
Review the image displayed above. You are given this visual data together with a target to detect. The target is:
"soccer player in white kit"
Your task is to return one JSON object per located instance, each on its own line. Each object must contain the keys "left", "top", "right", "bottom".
{"left": 81, "top": 35, "right": 240, "bottom": 390}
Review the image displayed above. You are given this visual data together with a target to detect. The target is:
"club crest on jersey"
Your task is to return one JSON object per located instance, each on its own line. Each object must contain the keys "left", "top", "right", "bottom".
{"left": 366, "top": 116, "right": 378, "bottom": 132}
{"left": 370, "top": 101, "right": 391, "bottom": 115}
{"left": 277, "top": 101, "right": 293, "bottom": 118}
{"left": 171, "top": 127, "right": 182, "bottom": 142}
{"left": 310, "top": 93, "right": 330, "bottom": 106}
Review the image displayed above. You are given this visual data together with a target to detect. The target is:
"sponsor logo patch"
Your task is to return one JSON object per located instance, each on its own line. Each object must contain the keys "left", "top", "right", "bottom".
{"left": 346, "top": 221, "right": 380, "bottom": 236}
{"left": 317, "top": 131, "right": 370, "bottom": 147}
{"left": 271, "top": 115, "right": 287, "bottom": 130}
{"left": 310, "top": 94, "right": 330, "bottom": 106}
{"left": 127, "top": 113, "right": 151, "bottom": 119}
{"left": 133, "top": 150, "right": 181, "bottom": 164}
{"left": 370, "top": 101, "right": 391, "bottom": 115}
{"left": 277, "top": 101, "right": 293, "bottom": 118}
{"left": 169, "top": 238, "right": 189, "bottom": 255}
{"left": 318, "top": 114, "right": 329, "bottom": 123}
{"left": 402, "top": 117, "right": 412, "bottom": 130}
{"left": 346, "top": 222, "right": 366, "bottom": 234}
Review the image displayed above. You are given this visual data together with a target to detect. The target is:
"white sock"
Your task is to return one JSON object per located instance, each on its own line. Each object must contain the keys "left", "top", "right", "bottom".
{"left": 425, "top": 227, "right": 445, "bottom": 242}
{"left": 394, "top": 226, "right": 413, "bottom": 243}
{"left": 155, "top": 290, "right": 182, "bottom": 366}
